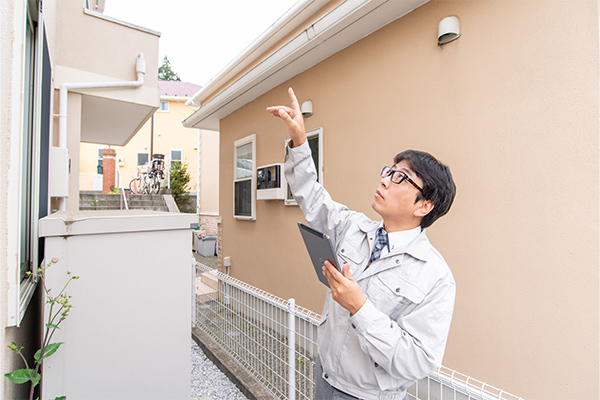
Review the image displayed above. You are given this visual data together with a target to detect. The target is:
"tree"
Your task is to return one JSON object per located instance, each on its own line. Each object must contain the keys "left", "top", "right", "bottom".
{"left": 158, "top": 56, "right": 181, "bottom": 81}
{"left": 169, "top": 161, "right": 194, "bottom": 212}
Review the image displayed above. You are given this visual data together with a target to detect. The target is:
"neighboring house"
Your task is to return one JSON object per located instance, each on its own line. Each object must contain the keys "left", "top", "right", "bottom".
{"left": 79, "top": 80, "right": 220, "bottom": 214}
{"left": 183, "top": 1, "right": 599, "bottom": 399}
{"left": 1, "top": 0, "right": 159, "bottom": 398}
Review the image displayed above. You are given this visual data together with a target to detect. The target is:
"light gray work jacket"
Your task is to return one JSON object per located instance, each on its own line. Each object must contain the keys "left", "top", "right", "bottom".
{"left": 285, "top": 141, "right": 456, "bottom": 400}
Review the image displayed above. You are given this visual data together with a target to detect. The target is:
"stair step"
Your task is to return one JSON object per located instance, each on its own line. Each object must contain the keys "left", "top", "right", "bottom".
{"left": 195, "top": 278, "right": 218, "bottom": 303}
{"left": 79, "top": 192, "right": 173, "bottom": 212}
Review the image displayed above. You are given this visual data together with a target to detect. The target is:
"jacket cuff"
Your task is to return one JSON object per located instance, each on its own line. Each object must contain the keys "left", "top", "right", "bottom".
{"left": 285, "top": 139, "right": 311, "bottom": 163}
{"left": 349, "top": 298, "right": 378, "bottom": 334}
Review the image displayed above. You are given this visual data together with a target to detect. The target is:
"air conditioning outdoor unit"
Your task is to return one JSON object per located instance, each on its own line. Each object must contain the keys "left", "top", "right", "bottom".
{"left": 257, "top": 163, "right": 286, "bottom": 200}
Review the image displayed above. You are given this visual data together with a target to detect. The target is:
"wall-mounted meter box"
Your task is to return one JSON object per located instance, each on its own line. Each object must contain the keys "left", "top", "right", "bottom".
{"left": 50, "top": 146, "right": 70, "bottom": 197}
{"left": 257, "top": 163, "right": 286, "bottom": 200}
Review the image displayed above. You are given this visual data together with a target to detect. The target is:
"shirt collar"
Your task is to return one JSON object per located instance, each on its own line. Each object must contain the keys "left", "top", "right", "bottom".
{"left": 360, "top": 220, "right": 430, "bottom": 262}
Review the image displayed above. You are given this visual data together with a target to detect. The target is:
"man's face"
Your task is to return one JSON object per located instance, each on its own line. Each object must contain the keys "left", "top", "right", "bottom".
{"left": 371, "top": 160, "right": 426, "bottom": 230}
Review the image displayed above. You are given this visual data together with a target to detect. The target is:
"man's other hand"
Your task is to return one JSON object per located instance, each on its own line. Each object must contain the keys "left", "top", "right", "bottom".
{"left": 323, "top": 261, "right": 367, "bottom": 315}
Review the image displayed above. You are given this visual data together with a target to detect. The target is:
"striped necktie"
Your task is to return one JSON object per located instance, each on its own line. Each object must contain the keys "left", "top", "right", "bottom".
{"left": 369, "top": 227, "right": 389, "bottom": 265}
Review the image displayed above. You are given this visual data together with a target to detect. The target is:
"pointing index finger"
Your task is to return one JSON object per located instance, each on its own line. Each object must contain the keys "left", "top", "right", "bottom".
{"left": 288, "top": 87, "right": 300, "bottom": 113}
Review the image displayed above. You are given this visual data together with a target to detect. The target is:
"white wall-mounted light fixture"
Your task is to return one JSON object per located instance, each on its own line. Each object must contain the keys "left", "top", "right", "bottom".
{"left": 301, "top": 100, "right": 313, "bottom": 117}
{"left": 438, "top": 16, "right": 460, "bottom": 45}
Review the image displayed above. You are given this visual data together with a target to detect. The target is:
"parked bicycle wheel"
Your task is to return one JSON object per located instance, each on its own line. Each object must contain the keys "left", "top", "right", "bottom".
{"left": 149, "top": 174, "right": 161, "bottom": 194}
{"left": 129, "top": 177, "right": 141, "bottom": 194}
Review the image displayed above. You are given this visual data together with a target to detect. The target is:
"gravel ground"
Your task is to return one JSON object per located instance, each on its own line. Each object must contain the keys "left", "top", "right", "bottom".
{"left": 193, "top": 252, "right": 219, "bottom": 269}
{"left": 191, "top": 340, "right": 249, "bottom": 400}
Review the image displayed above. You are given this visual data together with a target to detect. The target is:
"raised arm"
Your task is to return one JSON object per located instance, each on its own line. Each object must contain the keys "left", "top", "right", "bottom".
{"left": 266, "top": 87, "right": 306, "bottom": 147}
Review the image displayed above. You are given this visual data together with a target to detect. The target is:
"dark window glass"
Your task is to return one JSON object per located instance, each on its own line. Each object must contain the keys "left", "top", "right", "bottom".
{"left": 234, "top": 180, "right": 252, "bottom": 216}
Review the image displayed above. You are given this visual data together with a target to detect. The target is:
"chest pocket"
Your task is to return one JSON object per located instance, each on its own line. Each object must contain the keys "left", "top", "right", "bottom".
{"left": 369, "top": 273, "right": 426, "bottom": 320}
{"left": 337, "top": 240, "right": 366, "bottom": 270}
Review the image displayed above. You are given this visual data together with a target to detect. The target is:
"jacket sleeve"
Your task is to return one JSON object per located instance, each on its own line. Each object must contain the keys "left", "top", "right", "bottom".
{"left": 284, "top": 141, "right": 354, "bottom": 242}
{"left": 350, "top": 277, "right": 456, "bottom": 386}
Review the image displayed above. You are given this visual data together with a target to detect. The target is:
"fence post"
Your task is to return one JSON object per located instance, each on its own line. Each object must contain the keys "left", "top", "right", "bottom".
{"left": 288, "top": 298, "right": 296, "bottom": 400}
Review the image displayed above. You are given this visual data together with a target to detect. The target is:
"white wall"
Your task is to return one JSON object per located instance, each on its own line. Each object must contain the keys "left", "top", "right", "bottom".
{"left": 40, "top": 211, "right": 195, "bottom": 400}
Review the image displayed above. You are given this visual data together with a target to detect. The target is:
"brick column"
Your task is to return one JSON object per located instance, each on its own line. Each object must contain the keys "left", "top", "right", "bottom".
{"left": 102, "top": 148, "right": 117, "bottom": 194}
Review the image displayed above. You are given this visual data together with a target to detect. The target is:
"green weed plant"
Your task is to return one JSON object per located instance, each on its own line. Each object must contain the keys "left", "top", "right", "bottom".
{"left": 4, "top": 262, "right": 79, "bottom": 400}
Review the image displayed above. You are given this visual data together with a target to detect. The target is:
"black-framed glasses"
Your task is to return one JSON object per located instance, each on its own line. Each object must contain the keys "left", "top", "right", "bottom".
{"left": 380, "top": 166, "right": 423, "bottom": 192}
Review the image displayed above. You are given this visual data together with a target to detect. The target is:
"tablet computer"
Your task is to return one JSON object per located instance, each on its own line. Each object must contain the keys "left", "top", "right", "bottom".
{"left": 298, "top": 222, "right": 340, "bottom": 287}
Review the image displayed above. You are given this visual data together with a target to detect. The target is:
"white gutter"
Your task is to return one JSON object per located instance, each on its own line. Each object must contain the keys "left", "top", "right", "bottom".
{"left": 185, "top": 0, "right": 330, "bottom": 107}
{"left": 57, "top": 53, "right": 146, "bottom": 210}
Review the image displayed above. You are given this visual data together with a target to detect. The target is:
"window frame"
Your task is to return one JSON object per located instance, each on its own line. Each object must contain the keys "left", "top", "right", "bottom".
{"left": 7, "top": 1, "right": 48, "bottom": 327}
{"left": 158, "top": 101, "right": 170, "bottom": 112}
{"left": 285, "top": 127, "right": 323, "bottom": 206}
{"left": 97, "top": 146, "right": 108, "bottom": 168}
{"left": 137, "top": 152, "right": 150, "bottom": 167}
{"left": 166, "top": 149, "right": 183, "bottom": 190}
{"left": 233, "top": 134, "right": 256, "bottom": 220}
{"left": 170, "top": 148, "right": 183, "bottom": 167}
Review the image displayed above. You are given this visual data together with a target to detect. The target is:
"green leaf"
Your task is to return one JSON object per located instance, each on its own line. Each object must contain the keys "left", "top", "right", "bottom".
{"left": 34, "top": 342, "right": 64, "bottom": 363}
{"left": 4, "top": 368, "right": 35, "bottom": 384}
{"left": 46, "top": 323, "right": 60, "bottom": 330}
{"left": 54, "top": 397, "right": 66, "bottom": 400}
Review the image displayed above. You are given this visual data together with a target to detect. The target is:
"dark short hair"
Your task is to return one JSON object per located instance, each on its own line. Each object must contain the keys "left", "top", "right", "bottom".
{"left": 394, "top": 150, "right": 456, "bottom": 229}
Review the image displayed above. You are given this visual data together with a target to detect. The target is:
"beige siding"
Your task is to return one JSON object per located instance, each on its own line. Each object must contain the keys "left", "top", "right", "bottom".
{"left": 218, "top": 1, "right": 599, "bottom": 399}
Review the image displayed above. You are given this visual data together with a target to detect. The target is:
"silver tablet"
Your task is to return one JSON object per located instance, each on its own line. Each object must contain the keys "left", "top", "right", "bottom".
{"left": 298, "top": 222, "right": 341, "bottom": 287}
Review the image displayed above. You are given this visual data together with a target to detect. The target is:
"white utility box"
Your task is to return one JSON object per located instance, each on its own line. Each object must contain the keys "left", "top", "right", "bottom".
{"left": 257, "top": 163, "right": 286, "bottom": 200}
{"left": 39, "top": 210, "right": 196, "bottom": 400}
{"left": 50, "top": 146, "right": 69, "bottom": 197}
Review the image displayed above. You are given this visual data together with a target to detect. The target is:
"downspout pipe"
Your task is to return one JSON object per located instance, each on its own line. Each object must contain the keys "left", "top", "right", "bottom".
{"left": 57, "top": 53, "right": 146, "bottom": 210}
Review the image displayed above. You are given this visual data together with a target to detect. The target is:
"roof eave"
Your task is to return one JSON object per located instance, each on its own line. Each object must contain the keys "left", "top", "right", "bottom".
{"left": 183, "top": 0, "right": 430, "bottom": 130}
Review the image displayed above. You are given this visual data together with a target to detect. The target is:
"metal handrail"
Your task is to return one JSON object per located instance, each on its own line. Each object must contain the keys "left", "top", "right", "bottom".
{"left": 116, "top": 164, "right": 129, "bottom": 210}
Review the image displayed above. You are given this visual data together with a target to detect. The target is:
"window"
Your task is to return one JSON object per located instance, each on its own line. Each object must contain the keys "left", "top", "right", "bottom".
{"left": 97, "top": 146, "right": 108, "bottom": 168}
{"left": 137, "top": 152, "right": 150, "bottom": 166}
{"left": 233, "top": 134, "right": 256, "bottom": 220}
{"left": 158, "top": 101, "right": 169, "bottom": 112}
{"left": 285, "top": 128, "right": 323, "bottom": 206}
{"left": 170, "top": 149, "right": 182, "bottom": 167}
{"left": 7, "top": 1, "right": 51, "bottom": 326}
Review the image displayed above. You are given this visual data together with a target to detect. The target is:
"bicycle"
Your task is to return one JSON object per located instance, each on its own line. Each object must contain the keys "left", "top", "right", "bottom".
{"left": 129, "top": 155, "right": 165, "bottom": 194}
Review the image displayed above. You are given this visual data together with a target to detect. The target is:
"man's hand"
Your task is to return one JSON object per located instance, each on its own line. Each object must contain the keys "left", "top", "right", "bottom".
{"left": 323, "top": 261, "right": 367, "bottom": 315}
{"left": 266, "top": 87, "right": 306, "bottom": 147}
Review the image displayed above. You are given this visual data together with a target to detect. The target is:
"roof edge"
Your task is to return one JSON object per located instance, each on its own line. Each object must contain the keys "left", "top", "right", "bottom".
{"left": 188, "top": 0, "right": 331, "bottom": 106}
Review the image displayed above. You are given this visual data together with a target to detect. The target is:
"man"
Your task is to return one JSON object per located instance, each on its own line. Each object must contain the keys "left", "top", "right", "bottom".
{"left": 267, "top": 88, "right": 456, "bottom": 400}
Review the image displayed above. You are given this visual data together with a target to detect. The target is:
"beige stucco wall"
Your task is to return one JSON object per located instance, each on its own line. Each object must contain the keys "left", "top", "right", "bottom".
{"left": 218, "top": 1, "right": 599, "bottom": 398}
{"left": 53, "top": 0, "right": 159, "bottom": 84}
{"left": 200, "top": 129, "right": 220, "bottom": 214}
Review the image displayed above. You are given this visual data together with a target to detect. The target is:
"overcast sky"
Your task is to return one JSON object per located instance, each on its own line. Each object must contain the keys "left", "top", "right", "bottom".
{"left": 103, "top": 0, "right": 299, "bottom": 87}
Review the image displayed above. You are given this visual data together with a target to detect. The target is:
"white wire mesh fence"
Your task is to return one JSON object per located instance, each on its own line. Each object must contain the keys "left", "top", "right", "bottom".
{"left": 192, "top": 261, "right": 523, "bottom": 400}
{"left": 193, "top": 262, "right": 319, "bottom": 400}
